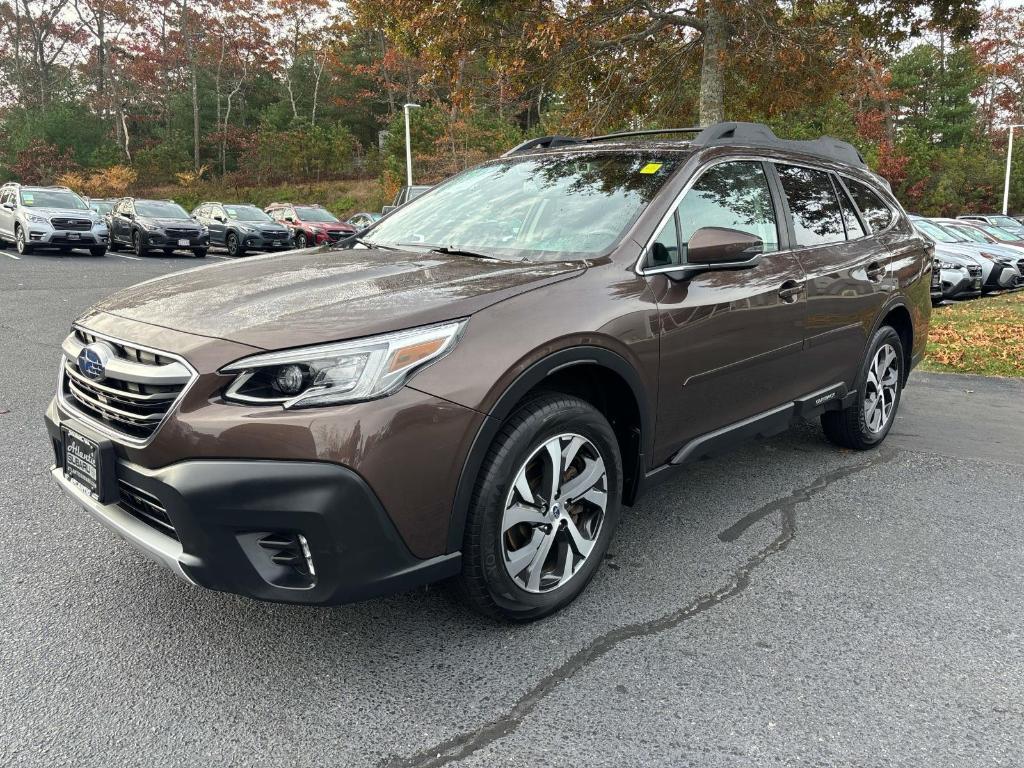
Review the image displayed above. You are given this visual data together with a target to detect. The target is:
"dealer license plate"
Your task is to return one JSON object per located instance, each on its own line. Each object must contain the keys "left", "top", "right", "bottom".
{"left": 63, "top": 428, "right": 99, "bottom": 497}
{"left": 177, "top": 239, "right": 190, "bottom": 247}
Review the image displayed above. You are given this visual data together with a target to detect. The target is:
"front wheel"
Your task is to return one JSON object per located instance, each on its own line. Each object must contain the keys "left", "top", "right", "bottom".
{"left": 192, "top": 248, "right": 207, "bottom": 258}
{"left": 15, "top": 226, "right": 33, "bottom": 255}
{"left": 226, "top": 232, "right": 245, "bottom": 257}
{"left": 822, "top": 326, "right": 904, "bottom": 450}
{"left": 133, "top": 230, "right": 149, "bottom": 257}
{"left": 457, "top": 393, "right": 622, "bottom": 621}
{"left": 90, "top": 247, "right": 107, "bottom": 257}
{"left": 295, "top": 232, "right": 308, "bottom": 249}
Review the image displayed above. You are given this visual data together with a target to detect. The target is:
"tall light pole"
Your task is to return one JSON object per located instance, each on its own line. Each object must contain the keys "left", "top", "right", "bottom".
{"left": 1003, "top": 124, "right": 1024, "bottom": 216}
{"left": 403, "top": 103, "right": 421, "bottom": 188}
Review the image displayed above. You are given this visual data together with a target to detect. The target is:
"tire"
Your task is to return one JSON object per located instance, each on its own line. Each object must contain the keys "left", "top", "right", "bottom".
{"left": 108, "top": 239, "right": 122, "bottom": 252}
{"left": 457, "top": 393, "right": 623, "bottom": 621}
{"left": 133, "top": 230, "right": 149, "bottom": 257}
{"left": 226, "top": 232, "right": 245, "bottom": 257}
{"left": 15, "top": 225, "right": 33, "bottom": 255}
{"left": 192, "top": 248, "right": 207, "bottom": 258}
{"left": 295, "top": 232, "right": 308, "bottom": 249}
{"left": 90, "top": 247, "right": 107, "bottom": 257}
{"left": 822, "top": 325, "right": 904, "bottom": 450}
{"left": 162, "top": 248, "right": 175, "bottom": 255}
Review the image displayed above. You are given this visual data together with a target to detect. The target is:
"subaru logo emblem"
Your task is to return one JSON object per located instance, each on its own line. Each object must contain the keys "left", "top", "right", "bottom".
{"left": 77, "top": 342, "right": 114, "bottom": 382}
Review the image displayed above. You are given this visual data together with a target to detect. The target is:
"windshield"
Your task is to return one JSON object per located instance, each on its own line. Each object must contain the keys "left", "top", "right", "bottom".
{"left": 366, "top": 153, "right": 681, "bottom": 261}
{"left": 90, "top": 201, "right": 113, "bottom": 214}
{"left": 949, "top": 224, "right": 988, "bottom": 243}
{"left": 225, "top": 205, "right": 272, "bottom": 222}
{"left": 20, "top": 189, "right": 88, "bottom": 210}
{"left": 296, "top": 206, "right": 339, "bottom": 222}
{"left": 136, "top": 201, "right": 190, "bottom": 218}
{"left": 988, "top": 215, "right": 1021, "bottom": 229}
{"left": 915, "top": 219, "right": 958, "bottom": 243}
{"left": 980, "top": 224, "right": 1019, "bottom": 242}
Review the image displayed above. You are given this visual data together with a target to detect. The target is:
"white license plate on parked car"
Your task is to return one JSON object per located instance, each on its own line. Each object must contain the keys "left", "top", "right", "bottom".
{"left": 177, "top": 239, "right": 190, "bottom": 246}
{"left": 274, "top": 241, "right": 282, "bottom": 246}
{"left": 62, "top": 428, "right": 99, "bottom": 497}
{"left": 67, "top": 233, "right": 80, "bottom": 240}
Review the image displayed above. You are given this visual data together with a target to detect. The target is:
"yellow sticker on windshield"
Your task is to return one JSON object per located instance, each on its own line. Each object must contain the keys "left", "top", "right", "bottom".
{"left": 639, "top": 162, "right": 663, "bottom": 175}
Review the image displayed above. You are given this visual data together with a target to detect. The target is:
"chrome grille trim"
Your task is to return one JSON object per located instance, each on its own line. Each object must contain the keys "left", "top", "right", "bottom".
{"left": 57, "top": 326, "right": 198, "bottom": 447}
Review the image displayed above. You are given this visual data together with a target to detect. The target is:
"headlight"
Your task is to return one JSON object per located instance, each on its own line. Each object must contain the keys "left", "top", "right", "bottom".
{"left": 25, "top": 213, "right": 49, "bottom": 224}
{"left": 221, "top": 320, "right": 467, "bottom": 408}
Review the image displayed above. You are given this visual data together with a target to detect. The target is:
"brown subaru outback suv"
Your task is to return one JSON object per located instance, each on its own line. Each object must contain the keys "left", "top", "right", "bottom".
{"left": 45, "top": 123, "right": 932, "bottom": 620}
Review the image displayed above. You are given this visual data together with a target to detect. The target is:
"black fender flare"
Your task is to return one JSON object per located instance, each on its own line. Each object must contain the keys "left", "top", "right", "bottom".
{"left": 445, "top": 345, "right": 652, "bottom": 553}
{"left": 870, "top": 295, "right": 914, "bottom": 381}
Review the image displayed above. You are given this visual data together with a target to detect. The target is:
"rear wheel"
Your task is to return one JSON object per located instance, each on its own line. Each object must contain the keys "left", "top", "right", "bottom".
{"left": 822, "top": 326, "right": 904, "bottom": 450}
{"left": 457, "top": 393, "right": 622, "bottom": 621}
{"left": 89, "top": 247, "right": 107, "bottom": 257}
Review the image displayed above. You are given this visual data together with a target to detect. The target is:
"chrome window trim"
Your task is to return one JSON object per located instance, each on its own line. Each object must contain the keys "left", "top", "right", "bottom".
{"left": 56, "top": 324, "right": 199, "bottom": 448}
{"left": 634, "top": 153, "right": 901, "bottom": 276}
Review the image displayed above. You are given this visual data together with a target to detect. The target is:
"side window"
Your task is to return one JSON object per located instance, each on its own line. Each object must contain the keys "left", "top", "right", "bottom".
{"left": 652, "top": 160, "right": 779, "bottom": 268}
{"left": 846, "top": 180, "right": 893, "bottom": 233}
{"left": 0, "top": 190, "right": 10, "bottom": 205}
{"left": 776, "top": 164, "right": 846, "bottom": 247}
{"left": 833, "top": 179, "right": 866, "bottom": 240}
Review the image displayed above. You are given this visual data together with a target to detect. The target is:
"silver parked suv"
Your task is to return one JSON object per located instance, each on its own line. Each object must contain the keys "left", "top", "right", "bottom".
{"left": 0, "top": 183, "right": 109, "bottom": 256}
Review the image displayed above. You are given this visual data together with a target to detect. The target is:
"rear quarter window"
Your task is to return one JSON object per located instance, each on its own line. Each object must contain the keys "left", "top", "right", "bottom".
{"left": 846, "top": 180, "right": 893, "bottom": 233}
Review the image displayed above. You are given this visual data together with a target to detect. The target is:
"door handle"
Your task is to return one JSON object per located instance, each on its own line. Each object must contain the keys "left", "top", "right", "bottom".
{"left": 778, "top": 280, "right": 804, "bottom": 303}
{"left": 866, "top": 261, "right": 886, "bottom": 281}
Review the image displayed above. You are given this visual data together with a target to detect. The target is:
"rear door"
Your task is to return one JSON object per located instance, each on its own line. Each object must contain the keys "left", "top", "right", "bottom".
{"left": 207, "top": 205, "right": 228, "bottom": 245}
{"left": 645, "top": 158, "right": 809, "bottom": 458}
{"left": 772, "top": 163, "right": 889, "bottom": 390}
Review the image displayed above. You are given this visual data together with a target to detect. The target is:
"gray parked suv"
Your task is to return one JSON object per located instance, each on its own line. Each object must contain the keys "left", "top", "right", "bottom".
{"left": 0, "top": 183, "right": 108, "bottom": 256}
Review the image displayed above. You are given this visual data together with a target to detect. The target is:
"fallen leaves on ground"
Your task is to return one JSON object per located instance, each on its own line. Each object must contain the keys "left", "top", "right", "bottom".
{"left": 923, "top": 292, "right": 1024, "bottom": 377}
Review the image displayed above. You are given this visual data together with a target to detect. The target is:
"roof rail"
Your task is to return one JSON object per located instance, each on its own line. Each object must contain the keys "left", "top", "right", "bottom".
{"left": 502, "top": 135, "right": 580, "bottom": 156}
{"left": 502, "top": 121, "right": 867, "bottom": 169}
{"left": 691, "top": 122, "right": 867, "bottom": 168}
{"left": 586, "top": 127, "right": 705, "bottom": 142}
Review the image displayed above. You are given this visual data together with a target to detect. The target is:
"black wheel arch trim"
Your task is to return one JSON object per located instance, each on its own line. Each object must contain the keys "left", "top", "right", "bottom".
{"left": 870, "top": 295, "right": 914, "bottom": 383}
{"left": 445, "top": 345, "right": 652, "bottom": 554}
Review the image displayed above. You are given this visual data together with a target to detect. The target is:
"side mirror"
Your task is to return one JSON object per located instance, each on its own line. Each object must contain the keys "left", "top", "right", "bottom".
{"left": 2, "top": 202, "right": 15, "bottom": 210}
{"left": 687, "top": 227, "right": 764, "bottom": 266}
{"left": 215, "top": 215, "right": 227, "bottom": 223}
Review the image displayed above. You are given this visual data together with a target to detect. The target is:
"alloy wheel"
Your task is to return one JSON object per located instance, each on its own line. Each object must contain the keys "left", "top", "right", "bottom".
{"left": 863, "top": 342, "right": 899, "bottom": 433}
{"left": 501, "top": 433, "right": 607, "bottom": 594}
{"left": 16, "top": 227, "right": 26, "bottom": 253}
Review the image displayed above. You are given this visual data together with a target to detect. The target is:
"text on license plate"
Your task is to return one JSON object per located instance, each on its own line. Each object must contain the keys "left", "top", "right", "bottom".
{"left": 63, "top": 429, "right": 99, "bottom": 496}
{"left": 178, "top": 239, "right": 190, "bottom": 246}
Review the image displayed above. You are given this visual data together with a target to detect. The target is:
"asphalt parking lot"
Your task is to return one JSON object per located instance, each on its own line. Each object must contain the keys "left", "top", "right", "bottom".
{"left": 2, "top": 243, "right": 1024, "bottom": 767}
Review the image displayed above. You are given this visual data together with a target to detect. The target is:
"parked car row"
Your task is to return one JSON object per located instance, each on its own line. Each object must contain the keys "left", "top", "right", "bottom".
{"left": 0, "top": 181, "right": 389, "bottom": 258}
{"left": 913, "top": 215, "right": 1024, "bottom": 304}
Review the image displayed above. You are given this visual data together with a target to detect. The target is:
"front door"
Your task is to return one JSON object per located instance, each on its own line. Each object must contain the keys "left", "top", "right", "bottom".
{"left": 0, "top": 189, "right": 14, "bottom": 239}
{"left": 645, "top": 159, "right": 809, "bottom": 461}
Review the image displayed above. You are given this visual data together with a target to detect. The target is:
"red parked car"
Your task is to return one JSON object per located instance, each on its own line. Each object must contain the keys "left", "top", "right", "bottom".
{"left": 264, "top": 203, "right": 355, "bottom": 248}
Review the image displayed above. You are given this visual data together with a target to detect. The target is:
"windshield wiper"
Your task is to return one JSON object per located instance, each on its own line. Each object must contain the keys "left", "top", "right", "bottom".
{"left": 429, "top": 245, "right": 497, "bottom": 260}
{"left": 333, "top": 233, "right": 400, "bottom": 251}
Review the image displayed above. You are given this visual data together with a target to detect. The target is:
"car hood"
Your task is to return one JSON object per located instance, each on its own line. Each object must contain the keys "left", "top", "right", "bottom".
{"left": 139, "top": 217, "right": 200, "bottom": 228}
{"left": 89, "top": 247, "right": 587, "bottom": 350}
{"left": 945, "top": 242, "right": 1023, "bottom": 262}
{"left": 26, "top": 206, "right": 96, "bottom": 221}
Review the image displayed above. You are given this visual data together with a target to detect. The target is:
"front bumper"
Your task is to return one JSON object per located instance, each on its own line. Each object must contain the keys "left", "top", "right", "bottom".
{"left": 144, "top": 232, "right": 210, "bottom": 249}
{"left": 940, "top": 270, "right": 982, "bottom": 300}
{"left": 45, "top": 410, "right": 461, "bottom": 605}
{"left": 29, "top": 228, "right": 108, "bottom": 247}
{"left": 241, "top": 233, "right": 293, "bottom": 250}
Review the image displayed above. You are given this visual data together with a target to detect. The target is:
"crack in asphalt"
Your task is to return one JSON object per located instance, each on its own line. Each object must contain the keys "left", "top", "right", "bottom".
{"left": 380, "top": 448, "right": 902, "bottom": 768}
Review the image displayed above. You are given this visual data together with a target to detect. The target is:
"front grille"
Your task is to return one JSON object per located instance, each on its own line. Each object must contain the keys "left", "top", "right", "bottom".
{"left": 60, "top": 328, "right": 195, "bottom": 444}
{"left": 118, "top": 480, "right": 177, "bottom": 540}
{"left": 327, "top": 230, "right": 345, "bottom": 241}
{"left": 51, "top": 217, "right": 92, "bottom": 231}
{"left": 164, "top": 228, "right": 199, "bottom": 239}
{"left": 261, "top": 230, "right": 286, "bottom": 239}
